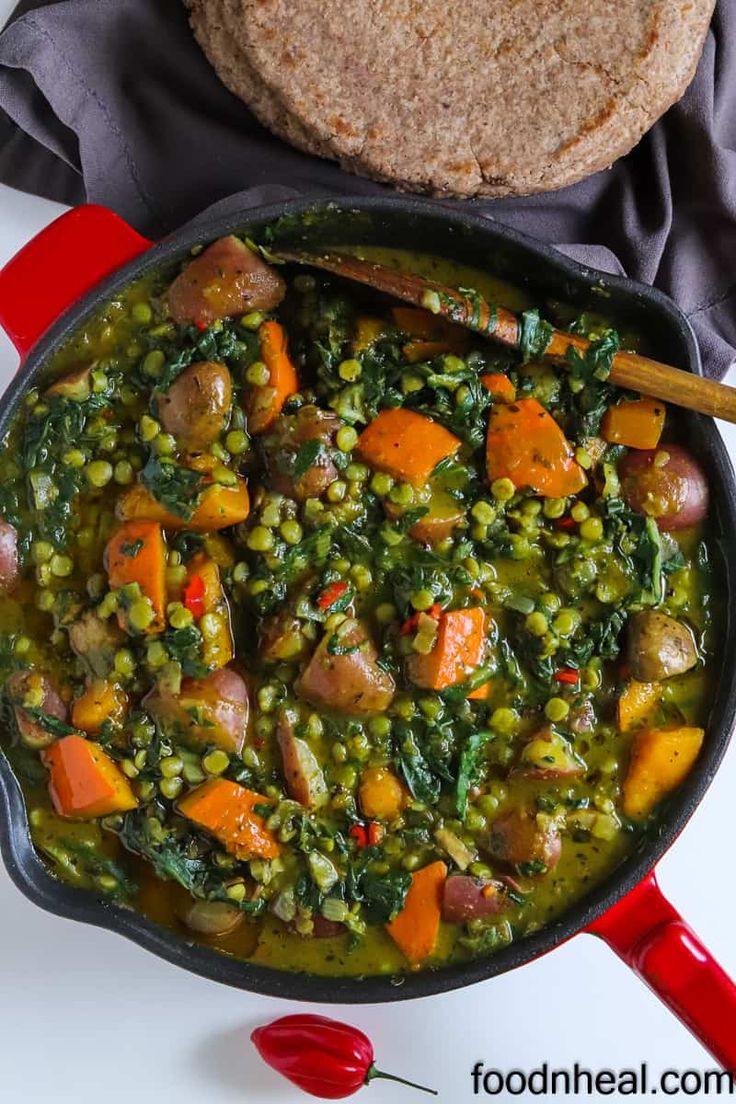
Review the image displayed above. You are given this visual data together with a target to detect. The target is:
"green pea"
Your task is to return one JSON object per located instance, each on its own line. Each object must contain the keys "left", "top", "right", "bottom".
{"left": 389, "top": 482, "right": 414, "bottom": 506}
{"left": 85, "top": 460, "right": 113, "bottom": 488}
{"left": 491, "top": 477, "right": 515, "bottom": 503}
{"left": 326, "top": 480, "right": 347, "bottom": 503}
{"left": 543, "top": 497, "right": 567, "bottom": 519}
{"left": 338, "top": 358, "right": 362, "bottom": 382}
{"left": 138, "top": 415, "right": 160, "bottom": 442}
{"left": 142, "top": 349, "right": 165, "bottom": 378}
{"left": 471, "top": 500, "right": 496, "bottom": 525}
{"left": 132, "top": 302, "right": 153, "bottom": 325}
{"left": 370, "top": 472, "right": 394, "bottom": 496}
{"left": 127, "top": 598, "right": 155, "bottom": 632}
{"left": 525, "top": 611, "right": 548, "bottom": 637}
{"left": 580, "top": 516, "right": 604, "bottom": 542}
{"left": 62, "top": 449, "right": 86, "bottom": 469}
{"left": 410, "top": 588, "right": 436, "bottom": 612}
{"left": 490, "top": 707, "right": 519, "bottom": 735}
{"left": 247, "top": 526, "right": 275, "bottom": 552}
{"left": 31, "top": 540, "right": 54, "bottom": 566}
{"left": 225, "top": 430, "right": 249, "bottom": 455}
{"left": 153, "top": 433, "right": 177, "bottom": 456}
{"left": 246, "top": 360, "right": 270, "bottom": 386}
{"left": 159, "top": 776, "right": 183, "bottom": 800}
{"left": 545, "top": 697, "right": 570, "bottom": 722}
{"left": 169, "top": 604, "right": 194, "bottom": 630}
{"left": 114, "top": 460, "right": 134, "bottom": 485}
{"left": 202, "top": 749, "right": 230, "bottom": 775}
{"left": 571, "top": 501, "right": 590, "bottom": 523}
{"left": 114, "top": 648, "right": 136, "bottom": 678}
{"left": 232, "top": 561, "right": 250, "bottom": 583}
{"left": 375, "top": 602, "right": 397, "bottom": 625}
{"left": 241, "top": 310, "right": 265, "bottom": 330}
{"left": 336, "top": 425, "right": 359, "bottom": 452}
{"left": 160, "top": 755, "right": 184, "bottom": 779}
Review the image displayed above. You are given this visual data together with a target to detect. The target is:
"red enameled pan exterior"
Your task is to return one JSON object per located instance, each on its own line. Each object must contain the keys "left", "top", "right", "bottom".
{"left": 0, "top": 201, "right": 735, "bottom": 1066}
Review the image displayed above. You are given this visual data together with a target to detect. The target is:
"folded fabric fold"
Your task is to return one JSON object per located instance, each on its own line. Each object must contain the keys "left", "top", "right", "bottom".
{"left": 1, "top": 0, "right": 735, "bottom": 378}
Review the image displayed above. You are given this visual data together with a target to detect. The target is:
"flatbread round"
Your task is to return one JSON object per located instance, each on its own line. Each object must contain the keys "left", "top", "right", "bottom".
{"left": 186, "top": 0, "right": 714, "bottom": 198}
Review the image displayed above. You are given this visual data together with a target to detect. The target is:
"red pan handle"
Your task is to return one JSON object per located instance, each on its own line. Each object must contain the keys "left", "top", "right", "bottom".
{"left": 0, "top": 205, "right": 152, "bottom": 360}
{"left": 589, "top": 871, "right": 736, "bottom": 1070}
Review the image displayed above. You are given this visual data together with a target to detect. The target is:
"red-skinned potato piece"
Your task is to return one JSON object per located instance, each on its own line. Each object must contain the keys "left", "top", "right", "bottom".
{"left": 144, "top": 666, "right": 249, "bottom": 754}
{"left": 156, "top": 361, "right": 232, "bottom": 452}
{"left": 0, "top": 518, "right": 18, "bottom": 593}
{"left": 487, "top": 807, "right": 562, "bottom": 874}
{"left": 6, "top": 671, "right": 67, "bottom": 749}
{"left": 167, "top": 236, "right": 285, "bottom": 325}
{"left": 288, "top": 915, "right": 345, "bottom": 939}
{"left": 442, "top": 875, "right": 509, "bottom": 923}
{"left": 516, "top": 726, "right": 586, "bottom": 779}
{"left": 276, "top": 708, "right": 328, "bottom": 809}
{"left": 619, "top": 444, "right": 709, "bottom": 531}
{"left": 296, "top": 619, "right": 395, "bottom": 715}
{"left": 264, "top": 406, "right": 341, "bottom": 501}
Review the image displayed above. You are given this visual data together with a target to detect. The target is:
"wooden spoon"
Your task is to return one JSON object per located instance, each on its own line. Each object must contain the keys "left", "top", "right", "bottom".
{"left": 276, "top": 249, "right": 736, "bottom": 424}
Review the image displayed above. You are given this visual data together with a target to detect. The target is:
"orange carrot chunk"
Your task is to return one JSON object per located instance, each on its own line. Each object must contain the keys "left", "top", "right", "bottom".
{"left": 386, "top": 860, "right": 447, "bottom": 964}
{"left": 623, "top": 726, "right": 704, "bottom": 818}
{"left": 486, "top": 397, "right": 586, "bottom": 498}
{"left": 601, "top": 397, "right": 666, "bottom": 450}
{"left": 357, "top": 408, "right": 461, "bottom": 487}
{"left": 43, "top": 734, "right": 138, "bottom": 819}
{"left": 246, "top": 320, "right": 299, "bottom": 434}
{"left": 105, "top": 520, "right": 167, "bottom": 632}
{"left": 480, "top": 372, "right": 516, "bottom": 402}
{"left": 178, "top": 779, "right": 280, "bottom": 860}
{"left": 408, "top": 608, "right": 486, "bottom": 690}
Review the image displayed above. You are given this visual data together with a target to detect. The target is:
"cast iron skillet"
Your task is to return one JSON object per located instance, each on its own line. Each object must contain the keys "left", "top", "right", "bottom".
{"left": 0, "top": 198, "right": 735, "bottom": 1065}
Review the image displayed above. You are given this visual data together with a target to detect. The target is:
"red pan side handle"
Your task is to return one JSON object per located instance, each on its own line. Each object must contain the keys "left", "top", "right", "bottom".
{"left": 0, "top": 205, "right": 152, "bottom": 360}
{"left": 589, "top": 872, "right": 736, "bottom": 1071}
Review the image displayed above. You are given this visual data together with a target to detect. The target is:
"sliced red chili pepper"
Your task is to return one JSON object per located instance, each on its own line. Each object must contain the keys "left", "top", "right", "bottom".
{"left": 367, "top": 821, "right": 384, "bottom": 847}
{"left": 554, "top": 667, "right": 579, "bottom": 685}
{"left": 182, "top": 573, "right": 205, "bottom": 618}
{"left": 349, "top": 824, "right": 369, "bottom": 848}
{"left": 555, "top": 516, "right": 577, "bottom": 531}
{"left": 317, "top": 580, "right": 349, "bottom": 611}
{"left": 400, "top": 603, "right": 442, "bottom": 635}
{"left": 195, "top": 319, "right": 208, "bottom": 332}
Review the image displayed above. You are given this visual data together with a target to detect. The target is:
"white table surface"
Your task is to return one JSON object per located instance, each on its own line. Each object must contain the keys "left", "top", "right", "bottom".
{"left": 1, "top": 24, "right": 735, "bottom": 1100}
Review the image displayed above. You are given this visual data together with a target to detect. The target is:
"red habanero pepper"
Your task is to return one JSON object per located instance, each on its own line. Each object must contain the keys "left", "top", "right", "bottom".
{"left": 400, "top": 603, "right": 441, "bottom": 635}
{"left": 251, "top": 1014, "right": 437, "bottom": 1099}
{"left": 554, "top": 667, "right": 580, "bottom": 685}
{"left": 317, "top": 580, "right": 349, "bottom": 611}
{"left": 182, "top": 573, "right": 205, "bottom": 618}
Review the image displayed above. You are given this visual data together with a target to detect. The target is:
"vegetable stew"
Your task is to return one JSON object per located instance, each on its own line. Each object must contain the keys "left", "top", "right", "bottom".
{"left": 0, "top": 234, "right": 718, "bottom": 977}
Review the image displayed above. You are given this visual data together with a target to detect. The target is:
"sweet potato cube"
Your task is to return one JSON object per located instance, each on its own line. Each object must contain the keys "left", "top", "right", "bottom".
{"left": 178, "top": 779, "right": 279, "bottom": 860}
{"left": 43, "top": 735, "right": 137, "bottom": 819}
{"left": 386, "top": 861, "right": 447, "bottom": 964}
{"left": 623, "top": 726, "right": 705, "bottom": 819}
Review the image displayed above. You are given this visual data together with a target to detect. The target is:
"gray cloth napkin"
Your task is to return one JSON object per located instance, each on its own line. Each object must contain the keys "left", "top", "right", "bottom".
{"left": 1, "top": 0, "right": 735, "bottom": 379}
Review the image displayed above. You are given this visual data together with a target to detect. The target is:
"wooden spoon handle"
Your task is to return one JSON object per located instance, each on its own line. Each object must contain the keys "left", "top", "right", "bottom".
{"left": 277, "top": 250, "right": 736, "bottom": 424}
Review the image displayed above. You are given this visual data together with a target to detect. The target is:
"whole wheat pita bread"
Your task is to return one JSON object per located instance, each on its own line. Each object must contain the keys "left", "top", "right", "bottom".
{"left": 186, "top": 0, "right": 715, "bottom": 198}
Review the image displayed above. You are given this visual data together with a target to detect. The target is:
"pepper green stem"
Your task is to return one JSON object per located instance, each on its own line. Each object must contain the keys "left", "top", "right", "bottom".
{"left": 366, "top": 1064, "right": 438, "bottom": 1095}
